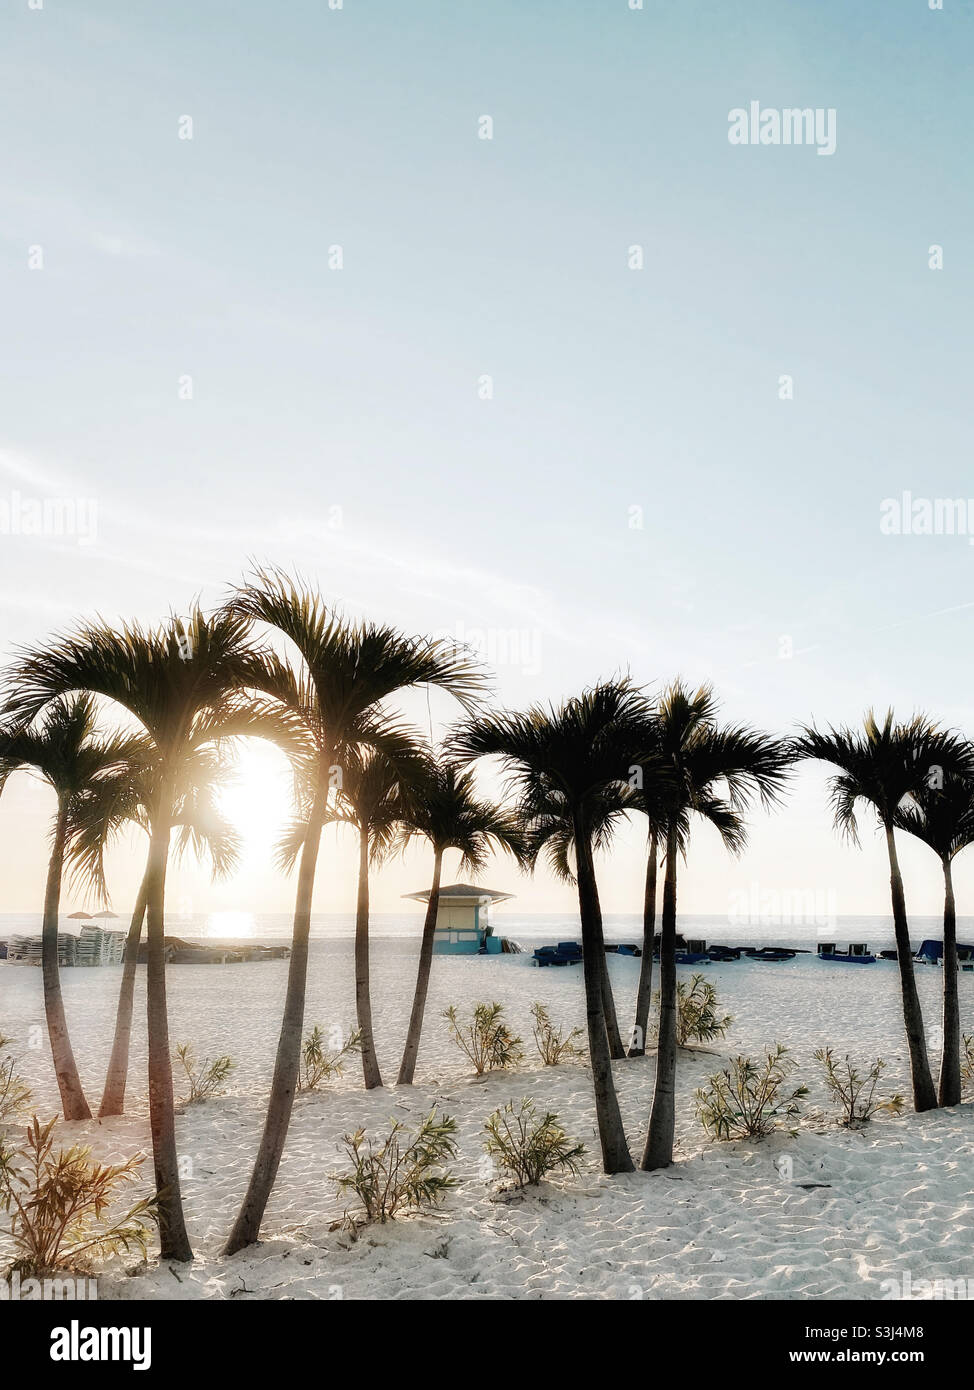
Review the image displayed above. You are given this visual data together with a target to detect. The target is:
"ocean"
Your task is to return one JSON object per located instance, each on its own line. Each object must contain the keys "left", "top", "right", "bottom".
{"left": 0, "top": 911, "right": 961, "bottom": 953}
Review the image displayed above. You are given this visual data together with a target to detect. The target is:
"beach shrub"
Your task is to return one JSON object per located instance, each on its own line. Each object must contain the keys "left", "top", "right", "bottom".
{"left": 962, "top": 1034, "right": 974, "bottom": 1089}
{"left": 336, "top": 1108, "right": 458, "bottom": 1230}
{"left": 443, "top": 1002, "right": 523, "bottom": 1075}
{"left": 677, "top": 974, "right": 734, "bottom": 1046}
{"left": 174, "top": 1043, "right": 234, "bottom": 1104}
{"left": 0, "top": 1034, "right": 31, "bottom": 1125}
{"left": 483, "top": 1098, "right": 585, "bottom": 1188}
{"left": 0, "top": 1115, "right": 156, "bottom": 1277}
{"left": 299, "top": 1025, "right": 362, "bottom": 1092}
{"left": 813, "top": 1048, "right": 905, "bottom": 1126}
{"left": 695, "top": 1044, "right": 808, "bottom": 1140}
{"left": 530, "top": 1002, "right": 585, "bottom": 1066}
{"left": 653, "top": 974, "right": 733, "bottom": 1047}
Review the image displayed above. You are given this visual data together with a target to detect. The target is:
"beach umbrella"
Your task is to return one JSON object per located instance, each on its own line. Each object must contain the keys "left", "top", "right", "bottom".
{"left": 66, "top": 911, "right": 94, "bottom": 919}
{"left": 91, "top": 910, "right": 119, "bottom": 919}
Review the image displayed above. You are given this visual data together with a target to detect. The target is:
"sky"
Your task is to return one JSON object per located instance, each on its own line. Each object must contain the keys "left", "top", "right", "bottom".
{"left": 1, "top": 0, "right": 972, "bottom": 926}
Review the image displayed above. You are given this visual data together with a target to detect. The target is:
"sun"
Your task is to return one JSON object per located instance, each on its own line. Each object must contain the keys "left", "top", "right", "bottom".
{"left": 217, "top": 742, "right": 295, "bottom": 850}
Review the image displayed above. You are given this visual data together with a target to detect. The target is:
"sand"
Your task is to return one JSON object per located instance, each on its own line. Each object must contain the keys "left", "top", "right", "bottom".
{"left": 2, "top": 940, "right": 973, "bottom": 1300}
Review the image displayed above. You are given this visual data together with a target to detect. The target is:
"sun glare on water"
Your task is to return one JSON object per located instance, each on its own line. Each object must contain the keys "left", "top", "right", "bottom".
{"left": 206, "top": 910, "right": 256, "bottom": 940}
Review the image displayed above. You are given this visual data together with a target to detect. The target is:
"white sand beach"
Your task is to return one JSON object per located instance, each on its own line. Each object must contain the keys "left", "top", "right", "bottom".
{"left": 2, "top": 941, "right": 973, "bottom": 1301}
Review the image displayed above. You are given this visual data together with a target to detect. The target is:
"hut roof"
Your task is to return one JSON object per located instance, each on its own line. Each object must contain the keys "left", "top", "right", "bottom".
{"left": 403, "top": 882, "right": 514, "bottom": 905}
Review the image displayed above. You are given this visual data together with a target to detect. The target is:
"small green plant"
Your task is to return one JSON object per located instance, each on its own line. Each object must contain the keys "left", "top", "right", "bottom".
{"left": 0, "top": 1115, "right": 156, "bottom": 1276}
{"left": 174, "top": 1043, "right": 234, "bottom": 1103}
{"left": 0, "top": 1034, "right": 31, "bottom": 1125}
{"left": 299, "top": 1025, "right": 362, "bottom": 1092}
{"left": 484, "top": 1098, "right": 585, "bottom": 1188}
{"left": 443, "top": 1002, "right": 523, "bottom": 1075}
{"left": 530, "top": 1002, "right": 584, "bottom": 1066}
{"left": 695, "top": 1044, "right": 808, "bottom": 1140}
{"left": 962, "top": 1034, "right": 974, "bottom": 1088}
{"left": 654, "top": 974, "right": 733, "bottom": 1047}
{"left": 337, "top": 1108, "right": 458, "bottom": 1230}
{"left": 813, "top": 1048, "right": 905, "bottom": 1126}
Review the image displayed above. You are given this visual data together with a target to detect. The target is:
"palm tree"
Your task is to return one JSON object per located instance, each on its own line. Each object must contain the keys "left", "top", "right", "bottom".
{"left": 521, "top": 785, "right": 633, "bottom": 1059}
{"left": 641, "top": 683, "right": 789, "bottom": 1171}
{"left": 628, "top": 826, "right": 662, "bottom": 1058}
{"left": 395, "top": 759, "right": 525, "bottom": 1085}
{"left": 283, "top": 729, "right": 428, "bottom": 1089}
{"left": 221, "top": 570, "right": 485, "bottom": 1255}
{"left": 68, "top": 741, "right": 241, "bottom": 1118}
{"left": 451, "top": 680, "right": 658, "bottom": 1174}
{"left": 796, "top": 710, "right": 972, "bottom": 1114}
{"left": 0, "top": 694, "right": 135, "bottom": 1121}
{"left": 894, "top": 768, "right": 974, "bottom": 1106}
{"left": 1, "top": 607, "right": 286, "bottom": 1260}
{"left": 625, "top": 743, "right": 671, "bottom": 1058}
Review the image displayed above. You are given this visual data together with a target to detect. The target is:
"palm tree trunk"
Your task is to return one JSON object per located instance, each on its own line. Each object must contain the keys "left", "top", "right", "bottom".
{"left": 355, "top": 824, "right": 382, "bottom": 1089}
{"left": 397, "top": 848, "right": 443, "bottom": 1085}
{"left": 884, "top": 823, "right": 937, "bottom": 1112}
{"left": 145, "top": 809, "right": 192, "bottom": 1262}
{"left": 641, "top": 826, "right": 678, "bottom": 1169}
{"left": 573, "top": 813, "right": 633, "bottom": 1173}
{"left": 600, "top": 951, "right": 626, "bottom": 1059}
{"left": 628, "top": 830, "right": 658, "bottom": 1056}
{"left": 224, "top": 784, "right": 328, "bottom": 1255}
{"left": 939, "top": 854, "right": 961, "bottom": 1107}
{"left": 42, "top": 800, "right": 91, "bottom": 1121}
{"left": 99, "top": 870, "right": 148, "bottom": 1117}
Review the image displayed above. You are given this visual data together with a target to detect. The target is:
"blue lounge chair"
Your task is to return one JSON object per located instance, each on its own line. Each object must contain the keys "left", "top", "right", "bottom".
{"left": 532, "top": 941, "right": 584, "bottom": 968}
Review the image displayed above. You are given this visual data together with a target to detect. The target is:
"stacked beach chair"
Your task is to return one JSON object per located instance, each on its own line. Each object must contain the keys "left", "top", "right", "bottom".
{"left": 6, "top": 935, "right": 41, "bottom": 963}
{"left": 77, "top": 925, "right": 125, "bottom": 966}
{"left": 58, "top": 934, "right": 78, "bottom": 967}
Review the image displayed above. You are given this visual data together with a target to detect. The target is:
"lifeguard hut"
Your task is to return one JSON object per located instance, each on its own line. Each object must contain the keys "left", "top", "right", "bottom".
{"left": 403, "top": 882, "right": 514, "bottom": 955}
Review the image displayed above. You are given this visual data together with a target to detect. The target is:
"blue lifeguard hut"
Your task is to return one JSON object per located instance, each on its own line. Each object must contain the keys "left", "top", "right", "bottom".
{"left": 403, "top": 882, "right": 514, "bottom": 955}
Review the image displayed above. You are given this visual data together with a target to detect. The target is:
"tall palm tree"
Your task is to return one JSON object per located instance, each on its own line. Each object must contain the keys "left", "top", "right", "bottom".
{"left": 624, "top": 742, "right": 672, "bottom": 1058}
{"left": 628, "top": 826, "right": 663, "bottom": 1058}
{"left": 521, "top": 786, "right": 633, "bottom": 1059}
{"left": 221, "top": 571, "right": 485, "bottom": 1255}
{"left": 1, "top": 607, "right": 286, "bottom": 1260}
{"left": 797, "top": 711, "right": 972, "bottom": 1114}
{"left": 282, "top": 728, "right": 428, "bottom": 1090}
{"left": 894, "top": 767, "right": 974, "bottom": 1107}
{"left": 395, "top": 760, "right": 525, "bottom": 1085}
{"left": 451, "top": 680, "right": 658, "bottom": 1174}
{"left": 68, "top": 741, "right": 241, "bottom": 1118}
{"left": 0, "top": 694, "right": 135, "bottom": 1121}
{"left": 641, "top": 683, "right": 789, "bottom": 1171}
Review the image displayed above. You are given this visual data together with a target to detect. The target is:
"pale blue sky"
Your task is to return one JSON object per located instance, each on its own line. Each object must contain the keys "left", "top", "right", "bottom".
{"left": 1, "top": 1, "right": 972, "bottom": 920}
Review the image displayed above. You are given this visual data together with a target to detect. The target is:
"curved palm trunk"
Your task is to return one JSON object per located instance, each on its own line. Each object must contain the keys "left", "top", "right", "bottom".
{"left": 397, "top": 848, "right": 443, "bottom": 1085}
{"left": 884, "top": 824, "right": 937, "bottom": 1112}
{"left": 355, "top": 825, "right": 382, "bottom": 1089}
{"left": 939, "top": 855, "right": 961, "bottom": 1107}
{"left": 641, "top": 826, "right": 678, "bottom": 1170}
{"left": 42, "top": 802, "right": 91, "bottom": 1121}
{"left": 628, "top": 830, "right": 658, "bottom": 1057}
{"left": 573, "top": 814, "right": 633, "bottom": 1173}
{"left": 145, "top": 810, "right": 192, "bottom": 1262}
{"left": 224, "top": 787, "right": 328, "bottom": 1255}
{"left": 99, "top": 871, "right": 148, "bottom": 1118}
{"left": 600, "top": 952, "right": 626, "bottom": 1059}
